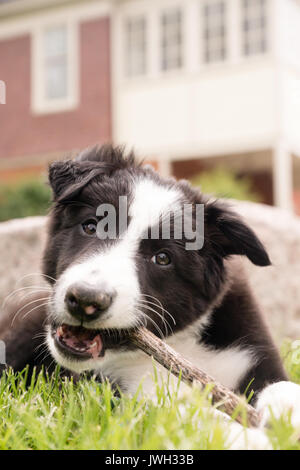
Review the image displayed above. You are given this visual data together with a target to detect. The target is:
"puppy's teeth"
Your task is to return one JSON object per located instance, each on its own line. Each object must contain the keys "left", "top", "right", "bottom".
{"left": 90, "top": 342, "right": 97, "bottom": 348}
{"left": 57, "top": 327, "right": 63, "bottom": 336}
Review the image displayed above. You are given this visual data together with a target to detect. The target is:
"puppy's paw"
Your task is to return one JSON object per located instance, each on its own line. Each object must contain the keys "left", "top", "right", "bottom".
{"left": 256, "top": 381, "right": 300, "bottom": 429}
{"left": 225, "top": 421, "right": 272, "bottom": 450}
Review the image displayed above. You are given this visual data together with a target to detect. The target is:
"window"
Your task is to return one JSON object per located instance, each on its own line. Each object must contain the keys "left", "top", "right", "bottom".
{"left": 0, "top": 80, "right": 5, "bottom": 105}
{"left": 161, "top": 9, "right": 183, "bottom": 71}
{"left": 32, "top": 22, "right": 79, "bottom": 114}
{"left": 242, "top": 0, "right": 268, "bottom": 56}
{"left": 125, "top": 16, "right": 147, "bottom": 77}
{"left": 44, "top": 26, "right": 68, "bottom": 99}
{"left": 202, "top": 1, "right": 227, "bottom": 64}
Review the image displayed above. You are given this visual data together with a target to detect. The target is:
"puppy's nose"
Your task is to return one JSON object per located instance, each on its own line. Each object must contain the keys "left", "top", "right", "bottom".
{"left": 65, "top": 283, "right": 114, "bottom": 322}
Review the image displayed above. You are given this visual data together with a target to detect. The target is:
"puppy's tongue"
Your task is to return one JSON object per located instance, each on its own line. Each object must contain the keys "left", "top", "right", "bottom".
{"left": 56, "top": 324, "right": 103, "bottom": 358}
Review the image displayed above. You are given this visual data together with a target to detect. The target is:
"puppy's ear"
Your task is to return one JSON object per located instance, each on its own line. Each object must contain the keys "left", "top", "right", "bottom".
{"left": 48, "top": 160, "right": 78, "bottom": 199}
{"left": 48, "top": 160, "right": 103, "bottom": 202}
{"left": 206, "top": 202, "right": 271, "bottom": 267}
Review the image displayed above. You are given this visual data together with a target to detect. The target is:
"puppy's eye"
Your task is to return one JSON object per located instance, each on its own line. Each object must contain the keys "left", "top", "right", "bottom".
{"left": 151, "top": 252, "right": 171, "bottom": 266}
{"left": 81, "top": 219, "right": 97, "bottom": 236}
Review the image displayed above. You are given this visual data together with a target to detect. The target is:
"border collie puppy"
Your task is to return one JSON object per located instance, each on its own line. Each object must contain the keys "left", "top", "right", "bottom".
{"left": 1, "top": 145, "right": 300, "bottom": 434}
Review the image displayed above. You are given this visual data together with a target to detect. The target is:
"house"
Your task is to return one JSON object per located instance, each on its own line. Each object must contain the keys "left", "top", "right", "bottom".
{"left": 0, "top": 0, "right": 112, "bottom": 181}
{"left": 0, "top": 0, "right": 300, "bottom": 213}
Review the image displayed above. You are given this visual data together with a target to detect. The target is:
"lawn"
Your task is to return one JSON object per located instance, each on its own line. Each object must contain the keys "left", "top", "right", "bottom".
{"left": 0, "top": 340, "right": 299, "bottom": 450}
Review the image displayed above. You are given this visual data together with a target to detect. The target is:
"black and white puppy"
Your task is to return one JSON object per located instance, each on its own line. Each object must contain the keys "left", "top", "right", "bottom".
{"left": 1, "top": 145, "right": 300, "bottom": 439}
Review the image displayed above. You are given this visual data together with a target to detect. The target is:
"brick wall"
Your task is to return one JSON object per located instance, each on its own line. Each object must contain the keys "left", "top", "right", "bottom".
{"left": 0, "top": 17, "right": 111, "bottom": 165}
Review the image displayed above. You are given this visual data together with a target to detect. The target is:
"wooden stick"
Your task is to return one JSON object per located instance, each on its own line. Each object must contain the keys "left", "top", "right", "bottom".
{"left": 129, "top": 327, "right": 261, "bottom": 428}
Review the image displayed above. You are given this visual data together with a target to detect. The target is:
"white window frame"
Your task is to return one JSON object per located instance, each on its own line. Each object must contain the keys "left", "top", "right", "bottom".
{"left": 31, "top": 20, "right": 79, "bottom": 115}
{"left": 124, "top": 15, "right": 147, "bottom": 77}
{"left": 201, "top": 0, "right": 228, "bottom": 65}
{"left": 160, "top": 7, "right": 183, "bottom": 72}
{"left": 241, "top": 0, "right": 268, "bottom": 57}
{"left": 0, "top": 80, "right": 6, "bottom": 105}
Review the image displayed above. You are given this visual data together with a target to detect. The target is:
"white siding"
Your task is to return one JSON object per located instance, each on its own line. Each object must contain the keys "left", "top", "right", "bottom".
{"left": 280, "top": 0, "right": 300, "bottom": 69}
{"left": 115, "top": 62, "right": 277, "bottom": 158}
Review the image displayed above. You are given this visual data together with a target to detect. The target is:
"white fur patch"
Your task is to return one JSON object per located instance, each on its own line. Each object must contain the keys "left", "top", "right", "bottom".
{"left": 256, "top": 381, "right": 300, "bottom": 429}
{"left": 224, "top": 418, "right": 272, "bottom": 450}
{"left": 167, "top": 317, "right": 256, "bottom": 391}
{"left": 128, "top": 178, "right": 181, "bottom": 241}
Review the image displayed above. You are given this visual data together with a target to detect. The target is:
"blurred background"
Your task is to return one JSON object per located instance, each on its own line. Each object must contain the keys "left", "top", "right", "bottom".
{"left": 0, "top": 0, "right": 300, "bottom": 220}
{"left": 1, "top": 0, "right": 300, "bottom": 341}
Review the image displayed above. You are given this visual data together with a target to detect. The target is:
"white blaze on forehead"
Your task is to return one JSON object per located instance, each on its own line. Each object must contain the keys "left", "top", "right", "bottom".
{"left": 127, "top": 177, "right": 182, "bottom": 240}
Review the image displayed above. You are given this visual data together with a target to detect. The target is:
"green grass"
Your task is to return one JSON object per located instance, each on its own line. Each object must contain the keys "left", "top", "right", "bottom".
{"left": 0, "top": 341, "right": 300, "bottom": 450}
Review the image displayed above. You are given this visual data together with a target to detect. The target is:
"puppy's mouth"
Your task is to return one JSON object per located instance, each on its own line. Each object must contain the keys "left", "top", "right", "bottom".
{"left": 52, "top": 323, "right": 130, "bottom": 360}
